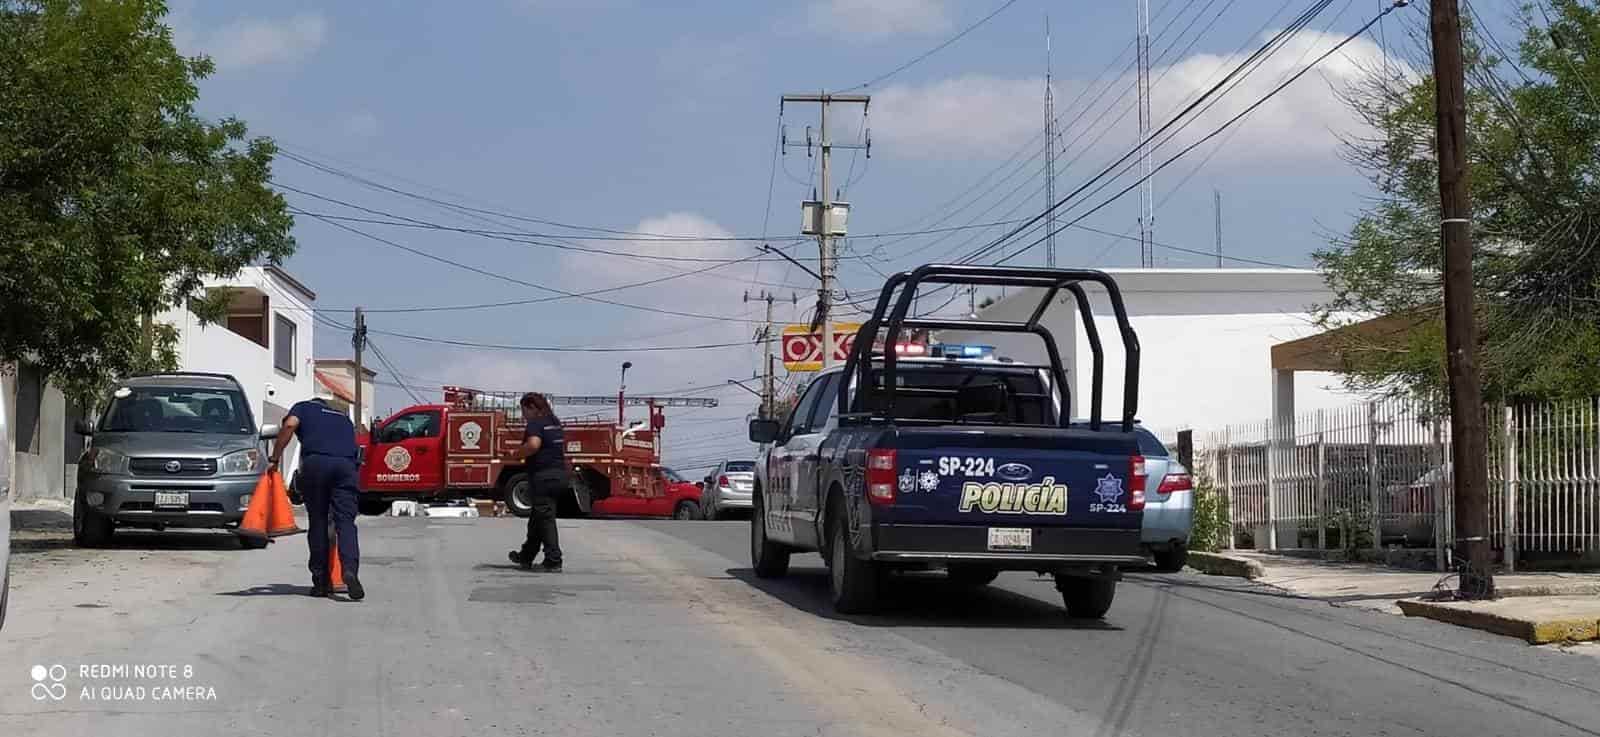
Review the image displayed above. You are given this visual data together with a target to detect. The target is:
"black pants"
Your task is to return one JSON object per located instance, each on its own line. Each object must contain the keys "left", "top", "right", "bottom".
{"left": 519, "top": 471, "right": 565, "bottom": 565}
{"left": 302, "top": 454, "right": 360, "bottom": 581}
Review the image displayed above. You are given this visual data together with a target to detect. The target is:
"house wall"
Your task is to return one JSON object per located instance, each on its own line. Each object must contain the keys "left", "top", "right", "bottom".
{"left": 939, "top": 269, "right": 1361, "bottom": 439}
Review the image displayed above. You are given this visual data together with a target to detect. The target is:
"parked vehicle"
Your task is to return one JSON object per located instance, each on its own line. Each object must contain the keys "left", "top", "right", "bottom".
{"left": 1381, "top": 462, "right": 1449, "bottom": 546}
{"left": 701, "top": 460, "right": 755, "bottom": 519}
{"left": 1131, "top": 428, "right": 1193, "bottom": 571}
{"left": 747, "top": 265, "right": 1148, "bottom": 618}
{"left": 661, "top": 467, "right": 703, "bottom": 520}
{"left": 71, "top": 373, "right": 279, "bottom": 547}
{"left": 354, "top": 386, "right": 704, "bottom": 519}
{"left": 1, "top": 380, "right": 12, "bottom": 629}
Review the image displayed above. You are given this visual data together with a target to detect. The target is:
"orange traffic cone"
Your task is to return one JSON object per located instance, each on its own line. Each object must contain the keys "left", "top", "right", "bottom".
{"left": 328, "top": 527, "right": 347, "bottom": 594}
{"left": 238, "top": 470, "right": 304, "bottom": 544}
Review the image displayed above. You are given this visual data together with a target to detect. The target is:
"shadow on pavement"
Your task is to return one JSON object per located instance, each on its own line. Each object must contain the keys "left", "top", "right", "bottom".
{"left": 727, "top": 566, "right": 1124, "bottom": 631}
{"left": 217, "top": 583, "right": 315, "bottom": 597}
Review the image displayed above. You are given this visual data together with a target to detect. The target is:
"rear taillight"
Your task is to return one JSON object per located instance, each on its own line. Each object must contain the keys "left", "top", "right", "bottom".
{"left": 1157, "top": 473, "right": 1193, "bottom": 495}
{"left": 718, "top": 475, "right": 730, "bottom": 488}
{"left": 1129, "top": 454, "right": 1147, "bottom": 511}
{"left": 865, "top": 449, "right": 897, "bottom": 506}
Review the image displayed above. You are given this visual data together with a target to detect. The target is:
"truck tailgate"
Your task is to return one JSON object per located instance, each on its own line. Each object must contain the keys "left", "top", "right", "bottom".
{"left": 878, "top": 427, "right": 1143, "bottom": 530}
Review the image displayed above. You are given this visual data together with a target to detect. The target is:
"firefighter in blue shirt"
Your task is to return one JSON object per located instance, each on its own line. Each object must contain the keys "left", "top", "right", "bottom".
{"left": 268, "top": 397, "right": 365, "bottom": 600}
{"left": 508, "top": 392, "right": 565, "bottom": 572}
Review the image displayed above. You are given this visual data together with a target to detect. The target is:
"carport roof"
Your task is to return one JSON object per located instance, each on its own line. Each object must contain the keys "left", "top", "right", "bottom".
{"left": 1270, "top": 309, "right": 1438, "bottom": 372}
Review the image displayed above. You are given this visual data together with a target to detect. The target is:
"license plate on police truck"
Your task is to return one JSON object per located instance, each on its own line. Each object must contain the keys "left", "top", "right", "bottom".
{"left": 153, "top": 491, "right": 189, "bottom": 509}
{"left": 987, "top": 527, "right": 1032, "bottom": 551}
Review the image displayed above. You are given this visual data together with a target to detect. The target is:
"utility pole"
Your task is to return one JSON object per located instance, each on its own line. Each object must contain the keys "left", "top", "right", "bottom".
{"left": 783, "top": 92, "right": 869, "bottom": 369}
{"left": 1044, "top": 14, "right": 1058, "bottom": 268}
{"left": 351, "top": 307, "right": 367, "bottom": 429}
{"left": 745, "top": 291, "right": 794, "bottom": 419}
{"left": 1136, "top": 0, "right": 1155, "bottom": 268}
{"left": 1429, "top": 0, "right": 1494, "bottom": 599}
{"left": 1214, "top": 189, "right": 1224, "bottom": 268}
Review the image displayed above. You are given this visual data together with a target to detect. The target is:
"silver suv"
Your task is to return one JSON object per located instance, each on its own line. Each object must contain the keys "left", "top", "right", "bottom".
{"left": 73, "top": 373, "right": 278, "bottom": 547}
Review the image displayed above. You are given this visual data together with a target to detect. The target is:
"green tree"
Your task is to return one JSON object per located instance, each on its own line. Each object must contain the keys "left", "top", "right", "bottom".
{"left": 0, "top": 0, "right": 295, "bottom": 401}
{"left": 1315, "top": 2, "right": 1600, "bottom": 403}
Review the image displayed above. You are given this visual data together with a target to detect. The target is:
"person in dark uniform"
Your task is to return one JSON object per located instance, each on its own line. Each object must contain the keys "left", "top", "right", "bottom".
{"left": 268, "top": 397, "right": 365, "bottom": 600}
{"left": 508, "top": 392, "right": 565, "bottom": 572}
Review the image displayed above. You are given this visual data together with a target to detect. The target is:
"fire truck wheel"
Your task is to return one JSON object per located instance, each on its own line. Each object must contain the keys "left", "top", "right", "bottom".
{"left": 503, "top": 473, "right": 533, "bottom": 518}
{"left": 673, "top": 500, "right": 700, "bottom": 520}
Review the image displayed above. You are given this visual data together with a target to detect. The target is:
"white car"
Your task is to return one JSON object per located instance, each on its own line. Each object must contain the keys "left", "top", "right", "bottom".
{"left": 1, "top": 383, "right": 12, "bottom": 629}
{"left": 700, "top": 460, "right": 756, "bottom": 520}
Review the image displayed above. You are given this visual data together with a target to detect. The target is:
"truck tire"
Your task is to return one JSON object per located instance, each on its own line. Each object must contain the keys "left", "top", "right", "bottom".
{"left": 673, "top": 500, "right": 700, "bottom": 520}
{"left": 1152, "top": 543, "right": 1188, "bottom": 573}
{"left": 946, "top": 564, "right": 999, "bottom": 587}
{"left": 827, "top": 506, "right": 880, "bottom": 614}
{"left": 72, "top": 489, "right": 114, "bottom": 548}
{"left": 503, "top": 473, "right": 532, "bottom": 518}
{"left": 1056, "top": 576, "right": 1116, "bottom": 619}
{"left": 751, "top": 493, "right": 790, "bottom": 578}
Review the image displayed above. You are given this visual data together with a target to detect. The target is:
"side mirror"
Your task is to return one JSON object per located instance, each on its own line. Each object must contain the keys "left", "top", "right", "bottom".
{"left": 748, "top": 418, "right": 781, "bottom": 444}
{"left": 694, "top": 480, "right": 704, "bottom": 489}
{"left": 74, "top": 419, "right": 95, "bottom": 436}
{"left": 259, "top": 424, "right": 280, "bottom": 440}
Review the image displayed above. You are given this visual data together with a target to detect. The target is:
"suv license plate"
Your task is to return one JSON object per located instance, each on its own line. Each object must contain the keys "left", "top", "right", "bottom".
{"left": 153, "top": 492, "right": 189, "bottom": 509}
{"left": 987, "top": 527, "right": 1032, "bottom": 551}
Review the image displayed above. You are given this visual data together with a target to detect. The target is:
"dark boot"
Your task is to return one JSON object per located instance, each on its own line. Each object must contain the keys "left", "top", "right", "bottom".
{"left": 309, "top": 575, "right": 330, "bottom": 598}
{"left": 344, "top": 572, "right": 365, "bottom": 602}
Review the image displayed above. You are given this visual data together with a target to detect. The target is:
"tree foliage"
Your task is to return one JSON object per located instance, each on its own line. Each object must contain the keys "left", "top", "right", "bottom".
{"left": 0, "top": 0, "right": 294, "bottom": 401}
{"left": 1316, "top": 1, "right": 1600, "bottom": 403}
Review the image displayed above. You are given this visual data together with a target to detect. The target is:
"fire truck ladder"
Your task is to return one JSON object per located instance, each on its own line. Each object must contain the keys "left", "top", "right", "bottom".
{"left": 546, "top": 395, "right": 719, "bottom": 408}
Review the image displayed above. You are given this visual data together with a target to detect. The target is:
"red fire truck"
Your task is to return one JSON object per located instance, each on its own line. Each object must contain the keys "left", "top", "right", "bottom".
{"left": 353, "top": 386, "right": 717, "bottom": 519}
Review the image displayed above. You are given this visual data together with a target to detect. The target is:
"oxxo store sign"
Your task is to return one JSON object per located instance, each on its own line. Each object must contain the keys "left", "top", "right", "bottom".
{"left": 780, "top": 323, "right": 860, "bottom": 372}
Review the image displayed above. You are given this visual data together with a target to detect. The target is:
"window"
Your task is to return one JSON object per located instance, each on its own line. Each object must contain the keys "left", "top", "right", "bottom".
{"left": 99, "top": 386, "right": 254, "bottom": 435}
{"left": 723, "top": 461, "right": 756, "bottom": 473}
{"left": 378, "top": 410, "right": 442, "bottom": 443}
{"left": 806, "top": 373, "right": 842, "bottom": 431}
{"left": 784, "top": 378, "right": 830, "bottom": 437}
{"left": 861, "top": 365, "right": 1053, "bottom": 425}
{"left": 1135, "top": 429, "right": 1170, "bottom": 457}
{"left": 273, "top": 314, "right": 296, "bottom": 375}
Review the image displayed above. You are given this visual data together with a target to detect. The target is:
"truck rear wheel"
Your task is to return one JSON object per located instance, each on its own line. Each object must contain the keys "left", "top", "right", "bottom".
{"left": 751, "top": 493, "right": 790, "bottom": 578}
{"left": 1056, "top": 575, "right": 1116, "bottom": 619}
{"left": 827, "top": 507, "right": 880, "bottom": 614}
{"left": 673, "top": 500, "right": 700, "bottom": 520}
{"left": 503, "top": 473, "right": 532, "bottom": 518}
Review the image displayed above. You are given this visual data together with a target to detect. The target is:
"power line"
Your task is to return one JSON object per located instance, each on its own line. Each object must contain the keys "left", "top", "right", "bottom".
{"left": 989, "top": 1, "right": 1409, "bottom": 267}
{"left": 366, "top": 328, "right": 762, "bottom": 354}
{"left": 956, "top": 0, "right": 1340, "bottom": 267}
{"left": 301, "top": 212, "right": 770, "bottom": 325}
{"left": 836, "top": 0, "right": 1021, "bottom": 92}
{"left": 366, "top": 338, "right": 424, "bottom": 405}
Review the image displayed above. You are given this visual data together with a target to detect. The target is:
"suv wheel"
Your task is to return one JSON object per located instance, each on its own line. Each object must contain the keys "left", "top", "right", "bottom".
{"left": 73, "top": 489, "right": 114, "bottom": 547}
{"left": 1152, "top": 543, "right": 1188, "bottom": 573}
{"left": 827, "top": 504, "right": 880, "bottom": 614}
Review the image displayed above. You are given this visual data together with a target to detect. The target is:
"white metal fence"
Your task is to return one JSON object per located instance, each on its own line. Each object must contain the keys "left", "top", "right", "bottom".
{"left": 1198, "top": 396, "right": 1600, "bottom": 570}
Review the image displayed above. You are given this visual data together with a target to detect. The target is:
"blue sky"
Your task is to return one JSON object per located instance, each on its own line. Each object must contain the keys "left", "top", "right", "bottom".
{"left": 166, "top": 0, "right": 1506, "bottom": 472}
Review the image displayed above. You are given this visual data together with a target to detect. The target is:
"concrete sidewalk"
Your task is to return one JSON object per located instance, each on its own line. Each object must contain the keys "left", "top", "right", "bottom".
{"left": 1186, "top": 550, "right": 1600, "bottom": 645}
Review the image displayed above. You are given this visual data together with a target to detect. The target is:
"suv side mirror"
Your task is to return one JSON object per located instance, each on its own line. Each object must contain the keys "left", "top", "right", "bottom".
{"left": 748, "top": 418, "right": 781, "bottom": 444}
{"left": 74, "top": 419, "right": 95, "bottom": 436}
{"left": 259, "top": 424, "right": 280, "bottom": 440}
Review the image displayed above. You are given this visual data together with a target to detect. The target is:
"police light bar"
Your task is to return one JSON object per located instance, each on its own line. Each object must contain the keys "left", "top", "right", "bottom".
{"left": 892, "top": 342, "right": 927, "bottom": 356}
{"left": 929, "top": 344, "right": 995, "bottom": 359}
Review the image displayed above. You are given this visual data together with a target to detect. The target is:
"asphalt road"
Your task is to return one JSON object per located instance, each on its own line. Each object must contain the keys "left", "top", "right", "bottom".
{"left": 2, "top": 515, "right": 1597, "bottom": 736}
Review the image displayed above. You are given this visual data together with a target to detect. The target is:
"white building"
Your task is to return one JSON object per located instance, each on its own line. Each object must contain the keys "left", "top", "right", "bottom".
{"left": 937, "top": 269, "right": 1361, "bottom": 439}
{"left": 3, "top": 266, "right": 320, "bottom": 501}
{"left": 312, "top": 358, "right": 378, "bottom": 431}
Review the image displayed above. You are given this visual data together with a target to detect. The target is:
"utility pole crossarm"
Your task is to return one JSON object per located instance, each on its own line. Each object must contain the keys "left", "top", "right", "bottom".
{"left": 781, "top": 94, "right": 871, "bottom": 104}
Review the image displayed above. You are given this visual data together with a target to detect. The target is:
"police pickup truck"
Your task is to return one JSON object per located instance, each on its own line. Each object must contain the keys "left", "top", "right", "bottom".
{"left": 747, "top": 265, "right": 1148, "bottom": 618}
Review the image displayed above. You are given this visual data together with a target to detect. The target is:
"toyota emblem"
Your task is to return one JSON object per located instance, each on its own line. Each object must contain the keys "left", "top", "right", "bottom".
{"left": 164, "top": 460, "right": 182, "bottom": 473}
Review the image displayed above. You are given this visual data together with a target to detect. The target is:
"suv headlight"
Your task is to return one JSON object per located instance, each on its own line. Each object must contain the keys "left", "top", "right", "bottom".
{"left": 84, "top": 447, "right": 130, "bottom": 475}
{"left": 220, "top": 449, "right": 262, "bottom": 474}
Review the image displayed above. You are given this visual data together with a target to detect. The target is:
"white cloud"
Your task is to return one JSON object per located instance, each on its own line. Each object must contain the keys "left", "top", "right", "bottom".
{"left": 808, "top": 0, "right": 951, "bottom": 41}
{"left": 339, "top": 111, "right": 380, "bottom": 139}
{"left": 189, "top": 13, "right": 329, "bottom": 71}
{"left": 873, "top": 30, "right": 1408, "bottom": 165}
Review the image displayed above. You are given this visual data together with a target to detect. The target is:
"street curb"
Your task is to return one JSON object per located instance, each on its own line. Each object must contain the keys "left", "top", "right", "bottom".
{"left": 1396, "top": 599, "right": 1600, "bottom": 644}
{"left": 1498, "top": 582, "right": 1600, "bottom": 598}
{"left": 1186, "top": 551, "right": 1266, "bottom": 580}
